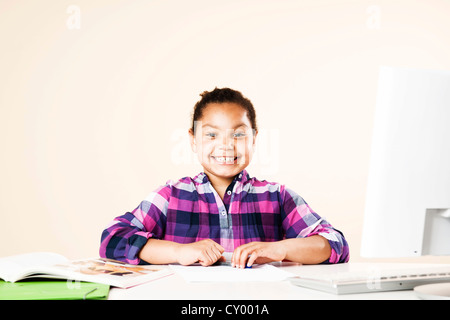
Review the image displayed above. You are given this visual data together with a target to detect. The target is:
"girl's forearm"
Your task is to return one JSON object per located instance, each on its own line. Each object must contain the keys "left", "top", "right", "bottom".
{"left": 282, "top": 235, "right": 332, "bottom": 264}
{"left": 138, "top": 238, "right": 225, "bottom": 266}
{"left": 138, "top": 238, "right": 181, "bottom": 264}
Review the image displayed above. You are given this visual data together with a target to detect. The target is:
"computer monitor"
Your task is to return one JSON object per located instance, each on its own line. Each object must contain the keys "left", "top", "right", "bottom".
{"left": 361, "top": 66, "right": 450, "bottom": 258}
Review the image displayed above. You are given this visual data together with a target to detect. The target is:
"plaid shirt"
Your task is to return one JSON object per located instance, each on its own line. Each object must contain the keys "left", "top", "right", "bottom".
{"left": 100, "top": 170, "right": 349, "bottom": 264}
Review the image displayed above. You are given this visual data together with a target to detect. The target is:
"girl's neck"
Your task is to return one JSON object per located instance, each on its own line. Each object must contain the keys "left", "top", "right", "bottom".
{"left": 204, "top": 172, "right": 235, "bottom": 199}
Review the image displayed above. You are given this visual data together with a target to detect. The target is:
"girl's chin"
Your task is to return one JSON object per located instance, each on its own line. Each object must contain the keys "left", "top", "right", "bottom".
{"left": 204, "top": 164, "right": 244, "bottom": 179}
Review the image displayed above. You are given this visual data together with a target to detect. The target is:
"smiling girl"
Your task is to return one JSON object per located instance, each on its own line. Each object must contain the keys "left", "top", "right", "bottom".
{"left": 100, "top": 88, "right": 349, "bottom": 268}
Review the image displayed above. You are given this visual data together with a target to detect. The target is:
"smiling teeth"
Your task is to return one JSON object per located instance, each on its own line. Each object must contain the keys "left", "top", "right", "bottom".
{"left": 215, "top": 157, "right": 235, "bottom": 163}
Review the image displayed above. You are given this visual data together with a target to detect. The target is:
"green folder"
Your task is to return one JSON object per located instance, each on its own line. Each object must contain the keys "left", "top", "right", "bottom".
{"left": 0, "top": 279, "right": 110, "bottom": 300}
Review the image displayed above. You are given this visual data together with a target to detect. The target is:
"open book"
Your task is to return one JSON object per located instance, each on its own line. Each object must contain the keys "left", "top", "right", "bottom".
{"left": 0, "top": 252, "right": 173, "bottom": 289}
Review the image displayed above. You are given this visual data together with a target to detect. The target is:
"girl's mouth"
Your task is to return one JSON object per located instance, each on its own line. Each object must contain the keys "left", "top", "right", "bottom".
{"left": 211, "top": 156, "right": 238, "bottom": 164}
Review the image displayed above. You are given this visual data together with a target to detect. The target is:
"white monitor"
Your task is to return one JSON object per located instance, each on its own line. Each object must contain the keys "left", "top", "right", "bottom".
{"left": 361, "top": 66, "right": 450, "bottom": 258}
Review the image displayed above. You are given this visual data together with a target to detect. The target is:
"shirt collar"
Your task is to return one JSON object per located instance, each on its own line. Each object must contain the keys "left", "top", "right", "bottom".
{"left": 194, "top": 169, "right": 250, "bottom": 185}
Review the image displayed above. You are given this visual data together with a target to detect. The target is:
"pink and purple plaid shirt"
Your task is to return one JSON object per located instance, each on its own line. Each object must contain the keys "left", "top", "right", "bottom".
{"left": 100, "top": 170, "right": 349, "bottom": 264}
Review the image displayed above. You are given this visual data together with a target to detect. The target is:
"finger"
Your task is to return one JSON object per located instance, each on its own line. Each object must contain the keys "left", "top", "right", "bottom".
{"left": 233, "top": 242, "right": 254, "bottom": 268}
{"left": 196, "top": 240, "right": 218, "bottom": 266}
{"left": 211, "top": 240, "right": 224, "bottom": 256}
{"left": 199, "top": 246, "right": 216, "bottom": 266}
{"left": 212, "top": 240, "right": 224, "bottom": 250}
{"left": 213, "top": 242, "right": 225, "bottom": 255}
{"left": 204, "top": 240, "right": 224, "bottom": 263}
{"left": 238, "top": 244, "right": 257, "bottom": 269}
{"left": 246, "top": 250, "right": 260, "bottom": 267}
{"left": 199, "top": 252, "right": 213, "bottom": 266}
{"left": 231, "top": 247, "right": 237, "bottom": 267}
{"left": 203, "top": 245, "right": 223, "bottom": 266}
{"left": 209, "top": 246, "right": 222, "bottom": 264}
{"left": 231, "top": 245, "right": 243, "bottom": 268}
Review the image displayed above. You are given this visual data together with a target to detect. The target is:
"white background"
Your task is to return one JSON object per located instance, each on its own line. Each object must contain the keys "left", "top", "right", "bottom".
{"left": 1, "top": 0, "right": 450, "bottom": 263}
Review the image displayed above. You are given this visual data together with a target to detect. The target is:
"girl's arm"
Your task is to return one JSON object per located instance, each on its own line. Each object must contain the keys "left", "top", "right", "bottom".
{"left": 100, "top": 185, "right": 172, "bottom": 264}
{"left": 139, "top": 238, "right": 225, "bottom": 266}
{"left": 231, "top": 236, "right": 331, "bottom": 268}
{"left": 230, "top": 186, "right": 349, "bottom": 268}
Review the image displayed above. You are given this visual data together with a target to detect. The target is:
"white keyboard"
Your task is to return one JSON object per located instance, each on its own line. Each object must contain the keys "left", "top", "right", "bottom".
{"left": 290, "top": 265, "right": 450, "bottom": 295}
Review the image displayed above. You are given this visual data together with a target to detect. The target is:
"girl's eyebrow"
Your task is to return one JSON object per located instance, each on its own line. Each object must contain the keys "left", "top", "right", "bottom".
{"left": 202, "top": 123, "right": 249, "bottom": 129}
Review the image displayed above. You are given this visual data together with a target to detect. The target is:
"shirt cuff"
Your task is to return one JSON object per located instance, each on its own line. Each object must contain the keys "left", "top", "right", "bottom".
{"left": 126, "top": 231, "right": 155, "bottom": 265}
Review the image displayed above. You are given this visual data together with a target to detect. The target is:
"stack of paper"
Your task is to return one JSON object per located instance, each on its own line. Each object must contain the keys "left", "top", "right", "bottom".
{"left": 171, "top": 264, "right": 295, "bottom": 283}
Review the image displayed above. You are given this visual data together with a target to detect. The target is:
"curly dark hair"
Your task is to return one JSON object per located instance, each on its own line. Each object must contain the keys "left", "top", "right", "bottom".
{"left": 191, "top": 87, "right": 258, "bottom": 133}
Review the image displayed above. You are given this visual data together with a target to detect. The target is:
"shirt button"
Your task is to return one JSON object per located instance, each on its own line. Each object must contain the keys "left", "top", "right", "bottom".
{"left": 227, "top": 190, "right": 232, "bottom": 195}
{"left": 221, "top": 211, "right": 226, "bottom": 216}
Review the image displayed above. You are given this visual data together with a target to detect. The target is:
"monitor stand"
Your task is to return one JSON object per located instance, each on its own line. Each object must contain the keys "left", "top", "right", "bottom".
{"left": 414, "top": 282, "right": 450, "bottom": 300}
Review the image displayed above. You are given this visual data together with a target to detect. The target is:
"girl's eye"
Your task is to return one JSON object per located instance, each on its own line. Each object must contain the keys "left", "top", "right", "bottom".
{"left": 204, "top": 131, "right": 246, "bottom": 139}
{"left": 233, "top": 132, "right": 246, "bottom": 138}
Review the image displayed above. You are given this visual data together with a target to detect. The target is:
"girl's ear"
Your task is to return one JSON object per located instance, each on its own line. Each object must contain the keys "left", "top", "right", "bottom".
{"left": 189, "top": 128, "right": 197, "bottom": 153}
{"left": 252, "top": 129, "right": 258, "bottom": 146}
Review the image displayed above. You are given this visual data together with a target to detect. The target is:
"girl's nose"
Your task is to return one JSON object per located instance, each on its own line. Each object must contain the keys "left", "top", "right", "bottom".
{"left": 218, "top": 134, "right": 234, "bottom": 150}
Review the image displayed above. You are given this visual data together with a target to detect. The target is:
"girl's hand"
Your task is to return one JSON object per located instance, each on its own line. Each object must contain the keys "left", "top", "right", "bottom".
{"left": 231, "top": 241, "right": 287, "bottom": 268}
{"left": 176, "top": 239, "right": 225, "bottom": 266}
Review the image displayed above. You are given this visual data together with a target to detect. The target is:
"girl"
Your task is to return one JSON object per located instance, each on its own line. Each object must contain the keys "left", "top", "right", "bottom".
{"left": 100, "top": 88, "right": 349, "bottom": 268}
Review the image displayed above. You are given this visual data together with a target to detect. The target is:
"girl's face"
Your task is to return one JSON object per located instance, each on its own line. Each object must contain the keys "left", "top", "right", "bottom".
{"left": 189, "top": 102, "right": 257, "bottom": 185}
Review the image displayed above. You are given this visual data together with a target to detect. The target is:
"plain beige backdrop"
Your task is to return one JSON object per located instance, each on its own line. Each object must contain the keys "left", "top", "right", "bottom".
{"left": 1, "top": 0, "right": 450, "bottom": 263}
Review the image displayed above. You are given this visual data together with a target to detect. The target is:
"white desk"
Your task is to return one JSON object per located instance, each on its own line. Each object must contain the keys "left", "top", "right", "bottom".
{"left": 108, "top": 262, "right": 427, "bottom": 300}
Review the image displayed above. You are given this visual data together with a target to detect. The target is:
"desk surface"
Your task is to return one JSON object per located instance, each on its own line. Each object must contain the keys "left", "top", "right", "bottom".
{"left": 108, "top": 262, "right": 436, "bottom": 300}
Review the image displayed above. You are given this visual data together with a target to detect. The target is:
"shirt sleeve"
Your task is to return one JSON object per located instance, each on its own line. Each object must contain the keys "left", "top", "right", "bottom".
{"left": 280, "top": 186, "right": 350, "bottom": 264}
{"left": 99, "top": 183, "right": 171, "bottom": 264}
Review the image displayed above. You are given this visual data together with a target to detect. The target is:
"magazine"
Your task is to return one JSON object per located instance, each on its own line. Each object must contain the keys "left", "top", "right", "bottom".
{"left": 0, "top": 252, "right": 173, "bottom": 289}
